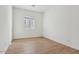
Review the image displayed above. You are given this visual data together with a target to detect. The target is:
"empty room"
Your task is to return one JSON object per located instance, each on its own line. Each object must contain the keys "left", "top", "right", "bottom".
{"left": 0, "top": 5, "right": 79, "bottom": 54}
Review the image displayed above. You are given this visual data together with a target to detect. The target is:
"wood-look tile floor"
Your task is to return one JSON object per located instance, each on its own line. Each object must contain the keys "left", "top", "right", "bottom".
{"left": 6, "top": 37, "right": 79, "bottom": 54}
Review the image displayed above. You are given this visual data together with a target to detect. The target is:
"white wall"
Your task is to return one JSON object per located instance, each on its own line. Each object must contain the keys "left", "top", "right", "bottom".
{"left": 0, "top": 5, "right": 12, "bottom": 53}
{"left": 13, "top": 7, "right": 43, "bottom": 39}
{"left": 43, "top": 6, "right": 79, "bottom": 50}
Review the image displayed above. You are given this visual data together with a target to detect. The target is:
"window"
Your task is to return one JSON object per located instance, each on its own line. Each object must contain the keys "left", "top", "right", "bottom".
{"left": 24, "top": 16, "right": 35, "bottom": 29}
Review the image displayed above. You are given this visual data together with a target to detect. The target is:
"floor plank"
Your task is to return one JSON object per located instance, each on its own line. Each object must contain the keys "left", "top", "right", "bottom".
{"left": 6, "top": 37, "right": 79, "bottom": 54}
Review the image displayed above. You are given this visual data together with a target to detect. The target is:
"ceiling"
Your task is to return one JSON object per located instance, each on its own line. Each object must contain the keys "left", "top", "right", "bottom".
{"left": 13, "top": 5, "right": 52, "bottom": 12}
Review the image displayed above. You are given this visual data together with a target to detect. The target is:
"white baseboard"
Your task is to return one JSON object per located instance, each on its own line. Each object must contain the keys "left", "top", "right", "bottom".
{"left": 0, "top": 41, "right": 12, "bottom": 54}
{"left": 0, "top": 51, "right": 5, "bottom": 54}
{"left": 43, "top": 35, "right": 79, "bottom": 51}
{"left": 13, "top": 36, "right": 43, "bottom": 39}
